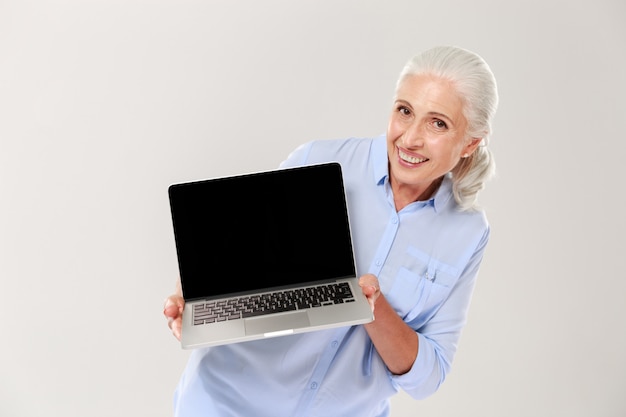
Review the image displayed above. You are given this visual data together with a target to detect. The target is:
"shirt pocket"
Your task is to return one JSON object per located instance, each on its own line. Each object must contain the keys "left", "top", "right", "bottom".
{"left": 385, "top": 246, "right": 460, "bottom": 324}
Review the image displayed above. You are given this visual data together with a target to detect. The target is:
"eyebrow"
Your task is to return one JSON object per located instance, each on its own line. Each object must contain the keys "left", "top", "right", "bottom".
{"left": 428, "top": 111, "right": 453, "bottom": 122}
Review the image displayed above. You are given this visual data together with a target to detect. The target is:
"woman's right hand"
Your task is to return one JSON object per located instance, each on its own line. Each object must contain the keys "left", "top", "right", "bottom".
{"left": 163, "top": 293, "right": 185, "bottom": 341}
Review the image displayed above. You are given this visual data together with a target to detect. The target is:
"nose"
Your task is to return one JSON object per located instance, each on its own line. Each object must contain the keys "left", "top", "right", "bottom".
{"left": 401, "top": 122, "right": 424, "bottom": 148}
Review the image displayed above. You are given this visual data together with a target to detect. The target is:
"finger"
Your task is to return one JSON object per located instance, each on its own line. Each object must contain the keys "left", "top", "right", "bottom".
{"left": 358, "top": 275, "right": 380, "bottom": 318}
{"left": 165, "top": 314, "right": 182, "bottom": 341}
{"left": 163, "top": 303, "right": 180, "bottom": 319}
{"left": 359, "top": 276, "right": 380, "bottom": 297}
{"left": 171, "top": 318, "right": 182, "bottom": 341}
{"left": 361, "top": 285, "right": 378, "bottom": 296}
{"left": 358, "top": 274, "right": 380, "bottom": 290}
{"left": 164, "top": 295, "right": 185, "bottom": 314}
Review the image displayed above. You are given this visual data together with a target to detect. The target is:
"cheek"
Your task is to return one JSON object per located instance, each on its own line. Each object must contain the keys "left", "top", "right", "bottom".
{"left": 432, "top": 144, "right": 463, "bottom": 170}
{"left": 441, "top": 136, "right": 466, "bottom": 158}
{"left": 387, "top": 115, "right": 404, "bottom": 137}
{"left": 443, "top": 153, "right": 464, "bottom": 172}
{"left": 386, "top": 127, "right": 399, "bottom": 150}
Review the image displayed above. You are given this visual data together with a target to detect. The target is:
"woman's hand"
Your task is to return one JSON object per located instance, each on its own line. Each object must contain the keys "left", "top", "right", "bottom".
{"left": 358, "top": 274, "right": 381, "bottom": 318}
{"left": 163, "top": 294, "right": 185, "bottom": 341}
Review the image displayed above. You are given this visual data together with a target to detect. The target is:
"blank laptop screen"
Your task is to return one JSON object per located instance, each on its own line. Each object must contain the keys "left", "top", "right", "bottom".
{"left": 169, "top": 163, "right": 356, "bottom": 301}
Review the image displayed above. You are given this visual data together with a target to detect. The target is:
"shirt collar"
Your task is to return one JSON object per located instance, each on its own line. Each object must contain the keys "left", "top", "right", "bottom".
{"left": 432, "top": 174, "right": 454, "bottom": 212}
{"left": 371, "top": 134, "right": 454, "bottom": 213}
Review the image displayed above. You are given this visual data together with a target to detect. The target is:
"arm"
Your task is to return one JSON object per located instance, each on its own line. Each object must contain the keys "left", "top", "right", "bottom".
{"left": 359, "top": 227, "right": 489, "bottom": 398}
{"left": 360, "top": 274, "right": 418, "bottom": 375}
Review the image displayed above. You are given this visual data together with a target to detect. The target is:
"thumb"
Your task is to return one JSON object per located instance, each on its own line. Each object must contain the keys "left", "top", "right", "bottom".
{"left": 163, "top": 296, "right": 184, "bottom": 318}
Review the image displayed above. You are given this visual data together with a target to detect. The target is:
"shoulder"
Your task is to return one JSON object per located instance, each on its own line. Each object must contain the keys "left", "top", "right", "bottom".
{"left": 280, "top": 136, "right": 384, "bottom": 168}
{"left": 438, "top": 204, "right": 491, "bottom": 251}
{"left": 429, "top": 178, "right": 490, "bottom": 241}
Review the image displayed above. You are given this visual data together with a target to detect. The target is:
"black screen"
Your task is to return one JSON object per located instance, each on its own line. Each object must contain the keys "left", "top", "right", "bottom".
{"left": 168, "top": 163, "right": 356, "bottom": 301}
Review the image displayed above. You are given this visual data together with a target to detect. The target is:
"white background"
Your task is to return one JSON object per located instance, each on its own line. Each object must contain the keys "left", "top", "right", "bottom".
{"left": 1, "top": 1, "right": 625, "bottom": 416}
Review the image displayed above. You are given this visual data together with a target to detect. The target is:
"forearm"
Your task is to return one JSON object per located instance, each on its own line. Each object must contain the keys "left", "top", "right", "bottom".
{"left": 364, "top": 293, "right": 418, "bottom": 375}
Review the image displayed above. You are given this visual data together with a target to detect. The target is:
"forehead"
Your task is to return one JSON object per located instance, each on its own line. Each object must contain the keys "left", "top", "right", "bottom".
{"left": 396, "top": 74, "right": 465, "bottom": 118}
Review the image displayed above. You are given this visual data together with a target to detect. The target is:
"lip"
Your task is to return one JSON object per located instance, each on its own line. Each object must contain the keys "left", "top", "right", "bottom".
{"left": 397, "top": 146, "right": 428, "bottom": 166}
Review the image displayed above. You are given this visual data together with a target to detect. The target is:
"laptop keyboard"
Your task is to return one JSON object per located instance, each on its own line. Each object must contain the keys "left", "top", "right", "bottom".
{"left": 192, "top": 282, "right": 356, "bottom": 326}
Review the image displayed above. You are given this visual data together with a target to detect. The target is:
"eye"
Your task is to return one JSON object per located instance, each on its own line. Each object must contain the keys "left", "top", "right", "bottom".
{"left": 396, "top": 105, "right": 412, "bottom": 116}
{"left": 433, "top": 119, "right": 448, "bottom": 129}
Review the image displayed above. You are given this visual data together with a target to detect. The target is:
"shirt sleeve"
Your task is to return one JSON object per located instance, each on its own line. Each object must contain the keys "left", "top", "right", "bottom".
{"left": 279, "top": 141, "right": 314, "bottom": 168}
{"left": 390, "top": 226, "right": 490, "bottom": 399}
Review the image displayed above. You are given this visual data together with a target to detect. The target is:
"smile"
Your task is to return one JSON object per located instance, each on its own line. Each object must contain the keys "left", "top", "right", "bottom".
{"left": 399, "top": 149, "right": 428, "bottom": 164}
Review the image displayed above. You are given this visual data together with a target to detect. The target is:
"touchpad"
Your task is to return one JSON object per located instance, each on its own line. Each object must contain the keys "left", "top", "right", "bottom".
{"left": 244, "top": 312, "right": 310, "bottom": 336}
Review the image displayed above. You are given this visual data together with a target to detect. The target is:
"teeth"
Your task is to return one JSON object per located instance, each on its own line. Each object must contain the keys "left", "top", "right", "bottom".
{"left": 399, "top": 150, "right": 427, "bottom": 164}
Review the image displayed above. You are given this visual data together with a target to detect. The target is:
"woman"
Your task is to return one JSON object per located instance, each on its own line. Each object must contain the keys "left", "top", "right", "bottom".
{"left": 164, "top": 45, "right": 498, "bottom": 417}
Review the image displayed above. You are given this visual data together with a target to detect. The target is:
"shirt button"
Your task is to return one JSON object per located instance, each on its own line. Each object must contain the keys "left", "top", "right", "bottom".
{"left": 310, "top": 382, "right": 318, "bottom": 390}
{"left": 331, "top": 341, "right": 338, "bottom": 348}
{"left": 391, "top": 217, "right": 398, "bottom": 224}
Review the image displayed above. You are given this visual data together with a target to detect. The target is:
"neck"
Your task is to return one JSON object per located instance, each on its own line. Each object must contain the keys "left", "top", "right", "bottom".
{"left": 392, "top": 177, "right": 443, "bottom": 211}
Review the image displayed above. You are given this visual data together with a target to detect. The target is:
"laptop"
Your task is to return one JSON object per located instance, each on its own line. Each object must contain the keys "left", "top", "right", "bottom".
{"left": 168, "top": 162, "right": 374, "bottom": 349}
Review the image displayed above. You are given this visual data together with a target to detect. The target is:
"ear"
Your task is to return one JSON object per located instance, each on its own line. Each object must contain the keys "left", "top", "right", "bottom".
{"left": 462, "top": 137, "right": 482, "bottom": 158}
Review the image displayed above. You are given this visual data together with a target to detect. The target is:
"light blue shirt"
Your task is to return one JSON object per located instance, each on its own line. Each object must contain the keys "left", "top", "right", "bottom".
{"left": 173, "top": 135, "right": 490, "bottom": 417}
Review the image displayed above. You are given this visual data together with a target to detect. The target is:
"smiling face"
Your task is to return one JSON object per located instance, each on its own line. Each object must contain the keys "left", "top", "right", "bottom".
{"left": 386, "top": 74, "right": 482, "bottom": 209}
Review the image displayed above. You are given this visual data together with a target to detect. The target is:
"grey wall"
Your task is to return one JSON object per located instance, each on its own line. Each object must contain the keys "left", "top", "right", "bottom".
{"left": 1, "top": 1, "right": 624, "bottom": 416}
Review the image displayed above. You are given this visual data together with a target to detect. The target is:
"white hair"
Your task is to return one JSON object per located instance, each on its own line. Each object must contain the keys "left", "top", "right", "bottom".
{"left": 396, "top": 46, "right": 499, "bottom": 211}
